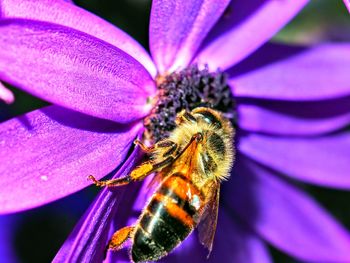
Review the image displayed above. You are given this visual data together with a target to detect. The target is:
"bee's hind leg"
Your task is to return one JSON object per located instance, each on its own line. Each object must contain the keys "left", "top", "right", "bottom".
{"left": 108, "top": 226, "right": 134, "bottom": 251}
{"left": 103, "top": 226, "right": 134, "bottom": 259}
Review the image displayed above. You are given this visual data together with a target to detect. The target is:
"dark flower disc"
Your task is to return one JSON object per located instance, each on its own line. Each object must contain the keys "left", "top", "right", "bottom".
{"left": 144, "top": 65, "right": 236, "bottom": 141}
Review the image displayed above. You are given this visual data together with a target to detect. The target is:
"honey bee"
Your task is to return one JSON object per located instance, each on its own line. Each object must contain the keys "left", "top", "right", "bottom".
{"left": 89, "top": 107, "right": 235, "bottom": 262}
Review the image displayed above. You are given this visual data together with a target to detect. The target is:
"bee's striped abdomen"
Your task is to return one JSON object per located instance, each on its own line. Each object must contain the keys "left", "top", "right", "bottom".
{"left": 131, "top": 173, "right": 204, "bottom": 262}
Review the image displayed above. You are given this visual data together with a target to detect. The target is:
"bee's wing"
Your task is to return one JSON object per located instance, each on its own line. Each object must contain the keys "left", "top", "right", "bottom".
{"left": 197, "top": 183, "right": 220, "bottom": 256}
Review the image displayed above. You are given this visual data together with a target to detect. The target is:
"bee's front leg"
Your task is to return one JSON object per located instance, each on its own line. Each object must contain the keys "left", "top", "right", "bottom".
{"left": 134, "top": 139, "right": 155, "bottom": 153}
{"left": 89, "top": 136, "right": 180, "bottom": 188}
{"left": 134, "top": 139, "right": 178, "bottom": 156}
{"left": 88, "top": 157, "right": 175, "bottom": 188}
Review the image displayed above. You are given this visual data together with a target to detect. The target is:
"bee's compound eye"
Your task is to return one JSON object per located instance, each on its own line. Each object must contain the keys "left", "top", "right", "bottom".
{"left": 195, "top": 110, "right": 222, "bottom": 128}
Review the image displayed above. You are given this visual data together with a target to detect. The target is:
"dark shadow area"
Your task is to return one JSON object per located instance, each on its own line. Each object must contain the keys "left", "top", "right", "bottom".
{"left": 226, "top": 42, "right": 308, "bottom": 78}
{"left": 41, "top": 105, "right": 136, "bottom": 133}
{"left": 269, "top": 245, "right": 302, "bottom": 263}
{"left": 236, "top": 94, "right": 350, "bottom": 119}
{"left": 0, "top": 82, "right": 48, "bottom": 124}
{"left": 10, "top": 185, "right": 95, "bottom": 263}
{"left": 0, "top": 101, "right": 12, "bottom": 122}
{"left": 74, "top": 0, "right": 151, "bottom": 50}
{"left": 304, "top": 184, "right": 350, "bottom": 230}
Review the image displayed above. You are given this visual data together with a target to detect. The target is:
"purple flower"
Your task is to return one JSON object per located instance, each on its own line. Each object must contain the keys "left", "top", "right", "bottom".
{"left": 1, "top": 0, "right": 350, "bottom": 262}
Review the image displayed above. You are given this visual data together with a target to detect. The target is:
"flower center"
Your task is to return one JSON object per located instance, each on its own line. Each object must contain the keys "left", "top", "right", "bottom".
{"left": 144, "top": 65, "right": 235, "bottom": 142}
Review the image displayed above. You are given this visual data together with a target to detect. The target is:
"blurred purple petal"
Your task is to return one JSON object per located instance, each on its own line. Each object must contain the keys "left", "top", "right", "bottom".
{"left": 0, "top": 215, "right": 19, "bottom": 262}
{"left": 206, "top": 211, "right": 272, "bottom": 263}
{"left": 0, "top": 0, "right": 156, "bottom": 76}
{"left": 158, "top": 234, "right": 205, "bottom": 263}
{"left": 0, "top": 105, "right": 141, "bottom": 214}
{"left": 0, "top": 82, "right": 14, "bottom": 104}
{"left": 195, "top": 0, "right": 308, "bottom": 71}
{"left": 343, "top": 0, "right": 350, "bottom": 12}
{"left": 0, "top": 19, "right": 155, "bottom": 123}
{"left": 54, "top": 147, "right": 143, "bottom": 263}
{"left": 226, "top": 155, "right": 350, "bottom": 262}
{"left": 237, "top": 96, "right": 350, "bottom": 135}
{"left": 145, "top": 209, "right": 271, "bottom": 263}
{"left": 150, "top": 0, "right": 230, "bottom": 73}
{"left": 229, "top": 44, "right": 350, "bottom": 100}
{"left": 238, "top": 131, "right": 350, "bottom": 189}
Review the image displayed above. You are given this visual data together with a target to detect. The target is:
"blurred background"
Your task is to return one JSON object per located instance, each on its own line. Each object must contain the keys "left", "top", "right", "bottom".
{"left": 0, "top": 0, "right": 349, "bottom": 262}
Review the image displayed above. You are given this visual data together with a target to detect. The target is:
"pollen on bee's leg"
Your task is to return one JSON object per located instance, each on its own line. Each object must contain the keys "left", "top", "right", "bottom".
{"left": 88, "top": 162, "right": 156, "bottom": 189}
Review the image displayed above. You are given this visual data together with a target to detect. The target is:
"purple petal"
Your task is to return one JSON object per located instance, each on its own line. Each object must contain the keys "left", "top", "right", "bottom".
{"left": 0, "top": 82, "right": 14, "bottom": 104}
{"left": 149, "top": 0, "right": 230, "bottom": 73}
{"left": 237, "top": 96, "right": 350, "bottom": 136}
{"left": 54, "top": 147, "right": 143, "bottom": 263}
{"left": 343, "top": 0, "right": 350, "bottom": 12}
{"left": 229, "top": 43, "right": 350, "bottom": 100}
{"left": 238, "top": 131, "right": 350, "bottom": 189}
{"left": 195, "top": 0, "right": 308, "bottom": 71}
{"left": 159, "top": 234, "right": 206, "bottom": 263}
{"left": 0, "top": 105, "right": 141, "bottom": 214}
{"left": 0, "top": 19, "right": 155, "bottom": 123}
{"left": 0, "top": 0, "right": 156, "bottom": 76}
{"left": 226, "top": 155, "right": 350, "bottom": 262}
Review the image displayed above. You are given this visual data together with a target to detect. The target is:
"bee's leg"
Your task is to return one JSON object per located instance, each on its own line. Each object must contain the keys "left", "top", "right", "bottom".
{"left": 88, "top": 156, "right": 175, "bottom": 188}
{"left": 134, "top": 139, "right": 177, "bottom": 155}
{"left": 107, "top": 226, "right": 134, "bottom": 251}
{"left": 157, "top": 140, "right": 178, "bottom": 158}
{"left": 175, "top": 109, "right": 196, "bottom": 124}
{"left": 134, "top": 139, "right": 155, "bottom": 153}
